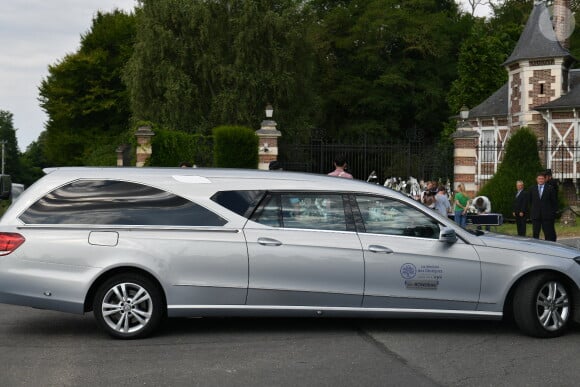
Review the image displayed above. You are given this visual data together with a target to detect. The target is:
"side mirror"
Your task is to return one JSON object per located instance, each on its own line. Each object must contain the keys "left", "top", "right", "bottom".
{"left": 439, "top": 227, "right": 457, "bottom": 243}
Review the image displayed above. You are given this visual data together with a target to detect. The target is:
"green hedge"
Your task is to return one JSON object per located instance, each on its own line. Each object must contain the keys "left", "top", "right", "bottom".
{"left": 149, "top": 128, "right": 213, "bottom": 167}
{"left": 478, "top": 127, "right": 543, "bottom": 218}
{"left": 213, "top": 125, "right": 258, "bottom": 168}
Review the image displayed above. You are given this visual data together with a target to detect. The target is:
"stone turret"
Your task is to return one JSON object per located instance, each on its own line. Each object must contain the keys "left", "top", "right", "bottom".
{"left": 502, "top": 1, "right": 573, "bottom": 137}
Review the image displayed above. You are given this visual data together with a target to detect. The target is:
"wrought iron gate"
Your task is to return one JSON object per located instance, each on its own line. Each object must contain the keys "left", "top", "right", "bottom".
{"left": 279, "top": 139, "right": 453, "bottom": 183}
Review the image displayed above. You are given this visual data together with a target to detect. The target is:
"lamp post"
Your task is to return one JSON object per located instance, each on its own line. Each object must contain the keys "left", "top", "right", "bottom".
{"left": 265, "top": 103, "right": 274, "bottom": 119}
{"left": 459, "top": 105, "right": 469, "bottom": 127}
{"left": 256, "top": 103, "right": 282, "bottom": 170}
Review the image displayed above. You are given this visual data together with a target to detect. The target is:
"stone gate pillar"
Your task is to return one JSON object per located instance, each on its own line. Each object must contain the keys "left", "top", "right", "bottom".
{"left": 256, "top": 105, "right": 281, "bottom": 170}
{"left": 116, "top": 145, "right": 126, "bottom": 167}
{"left": 135, "top": 126, "right": 155, "bottom": 167}
{"left": 452, "top": 125, "right": 479, "bottom": 196}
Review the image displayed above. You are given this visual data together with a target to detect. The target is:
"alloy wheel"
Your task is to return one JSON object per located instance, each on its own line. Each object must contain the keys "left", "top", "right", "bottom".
{"left": 101, "top": 282, "right": 153, "bottom": 334}
{"left": 536, "top": 281, "right": 570, "bottom": 332}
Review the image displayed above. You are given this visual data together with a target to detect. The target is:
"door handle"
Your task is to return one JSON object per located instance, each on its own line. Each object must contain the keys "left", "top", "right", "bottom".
{"left": 368, "top": 245, "right": 393, "bottom": 254}
{"left": 257, "top": 237, "right": 283, "bottom": 246}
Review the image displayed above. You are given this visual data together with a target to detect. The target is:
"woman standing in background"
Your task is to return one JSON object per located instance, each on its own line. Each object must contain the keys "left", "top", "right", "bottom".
{"left": 454, "top": 183, "right": 469, "bottom": 228}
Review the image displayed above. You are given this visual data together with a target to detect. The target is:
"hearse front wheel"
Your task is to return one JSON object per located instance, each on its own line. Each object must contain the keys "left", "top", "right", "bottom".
{"left": 93, "top": 274, "right": 164, "bottom": 339}
{"left": 513, "top": 273, "right": 571, "bottom": 338}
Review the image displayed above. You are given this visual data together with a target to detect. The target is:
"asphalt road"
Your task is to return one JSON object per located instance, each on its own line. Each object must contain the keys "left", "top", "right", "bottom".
{"left": 1, "top": 303, "right": 580, "bottom": 387}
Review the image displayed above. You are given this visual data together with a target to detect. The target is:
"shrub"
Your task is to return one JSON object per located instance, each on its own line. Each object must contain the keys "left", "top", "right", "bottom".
{"left": 149, "top": 127, "right": 213, "bottom": 167}
{"left": 213, "top": 125, "right": 258, "bottom": 168}
{"left": 478, "top": 127, "right": 543, "bottom": 218}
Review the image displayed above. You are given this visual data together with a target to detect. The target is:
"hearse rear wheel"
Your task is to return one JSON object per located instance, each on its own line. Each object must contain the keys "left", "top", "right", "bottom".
{"left": 93, "top": 274, "right": 164, "bottom": 339}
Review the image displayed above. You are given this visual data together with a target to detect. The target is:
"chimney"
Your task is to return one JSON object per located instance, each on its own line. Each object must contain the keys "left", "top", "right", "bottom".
{"left": 553, "top": 0, "right": 572, "bottom": 49}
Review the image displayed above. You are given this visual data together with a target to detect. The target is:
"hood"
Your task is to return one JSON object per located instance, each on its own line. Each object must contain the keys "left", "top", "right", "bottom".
{"left": 477, "top": 233, "right": 580, "bottom": 259}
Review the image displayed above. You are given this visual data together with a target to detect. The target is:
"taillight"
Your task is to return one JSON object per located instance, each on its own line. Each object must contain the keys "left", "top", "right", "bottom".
{"left": 0, "top": 233, "right": 25, "bottom": 256}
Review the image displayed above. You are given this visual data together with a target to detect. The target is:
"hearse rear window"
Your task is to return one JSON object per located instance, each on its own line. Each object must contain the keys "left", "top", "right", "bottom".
{"left": 19, "top": 179, "right": 227, "bottom": 226}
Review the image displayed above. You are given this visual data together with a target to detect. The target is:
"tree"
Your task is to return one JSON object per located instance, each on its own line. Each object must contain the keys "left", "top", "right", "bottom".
{"left": 0, "top": 110, "right": 24, "bottom": 182}
{"left": 478, "top": 127, "right": 542, "bottom": 217}
{"left": 39, "top": 10, "right": 136, "bottom": 166}
{"left": 19, "top": 131, "right": 49, "bottom": 186}
{"left": 441, "top": 0, "right": 527, "bottom": 175}
{"left": 124, "top": 0, "right": 317, "bottom": 140}
{"left": 447, "top": 18, "right": 521, "bottom": 114}
{"left": 465, "top": 0, "right": 490, "bottom": 16}
{"left": 308, "top": 0, "right": 472, "bottom": 143}
{"left": 489, "top": 0, "right": 533, "bottom": 27}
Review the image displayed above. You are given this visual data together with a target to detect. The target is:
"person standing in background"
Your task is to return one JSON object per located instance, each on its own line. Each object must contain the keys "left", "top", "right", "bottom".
{"left": 434, "top": 185, "right": 451, "bottom": 217}
{"left": 513, "top": 180, "right": 529, "bottom": 237}
{"left": 453, "top": 183, "right": 469, "bottom": 228}
{"left": 328, "top": 156, "right": 353, "bottom": 179}
{"left": 529, "top": 172, "right": 558, "bottom": 241}
{"left": 421, "top": 181, "right": 437, "bottom": 209}
{"left": 544, "top": 169, "right": 558, "bottom": 196}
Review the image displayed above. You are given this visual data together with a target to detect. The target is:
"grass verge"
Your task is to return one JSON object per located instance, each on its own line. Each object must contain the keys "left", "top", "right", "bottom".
{"left": 494, "top": 216, "right": 580, "bottom": 238}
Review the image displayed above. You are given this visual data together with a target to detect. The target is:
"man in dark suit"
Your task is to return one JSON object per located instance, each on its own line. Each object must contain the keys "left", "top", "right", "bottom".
{"left": 529, "top": 172, "right": 558, "bottom": 241}
{"left": 544, "top": 169, "right": 559, "bottom": 196}
{"left": 512, "top": 180, "right": 529, "bottom": 237}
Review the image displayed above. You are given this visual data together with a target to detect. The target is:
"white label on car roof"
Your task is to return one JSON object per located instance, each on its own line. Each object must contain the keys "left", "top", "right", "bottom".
{"left": 172, "top": 175, "right": 212, "bottom": 184}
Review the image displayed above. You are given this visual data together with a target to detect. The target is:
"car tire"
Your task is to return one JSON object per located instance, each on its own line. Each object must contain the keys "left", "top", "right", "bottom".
{"left": 513, "top": 273, "right": 572, "bottom": 338}
{"left": 93, "top": 273, "right": 165, "bottom": 339}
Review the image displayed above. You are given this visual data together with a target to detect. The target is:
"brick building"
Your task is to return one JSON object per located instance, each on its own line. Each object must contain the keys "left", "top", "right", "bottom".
{"left": 454, "top": 0, "right": 578, "bottom": 201}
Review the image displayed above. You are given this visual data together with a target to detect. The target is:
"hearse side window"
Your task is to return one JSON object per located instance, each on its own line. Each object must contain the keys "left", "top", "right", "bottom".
{"left": 250, "top": 194, "right": 281, "bottom": 227}
{"left": 210, "top": 190, "right": 265, "bottom": 218}
{"left": 355, "top": 195, "right": 440, "bottom": 239}
{"left": 251, "top": 192, "right": 348, "bottom": 231}
{"left": 19, "top": 179, "right": 227, "bottom": 226}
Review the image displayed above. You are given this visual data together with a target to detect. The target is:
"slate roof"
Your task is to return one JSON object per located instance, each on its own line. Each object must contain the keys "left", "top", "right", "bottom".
{"left": 535, "top": 70, "right": 580, "bottom": 110}
{"left": 503, "top": 1, "right": 571, "bottom": 66}
{"left": 468, "top": 82, "right": 509, "bottom": 118}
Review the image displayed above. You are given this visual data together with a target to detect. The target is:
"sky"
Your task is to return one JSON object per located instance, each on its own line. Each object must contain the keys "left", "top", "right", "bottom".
{"left": 0, "top": 0, "right": 490, "bottom": 152}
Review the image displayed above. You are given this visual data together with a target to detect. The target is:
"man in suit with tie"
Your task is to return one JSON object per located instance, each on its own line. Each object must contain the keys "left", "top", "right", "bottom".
{"left": 529, "top": 172, "right": 558, "bottom": 241}
{"left": 512, "top": 180, "right": 528, "bottom": 236}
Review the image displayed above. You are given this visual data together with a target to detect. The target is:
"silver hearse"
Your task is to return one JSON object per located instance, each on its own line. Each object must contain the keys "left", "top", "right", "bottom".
{"left": 0, "top": 167, "right": 579, "bottom": 339}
